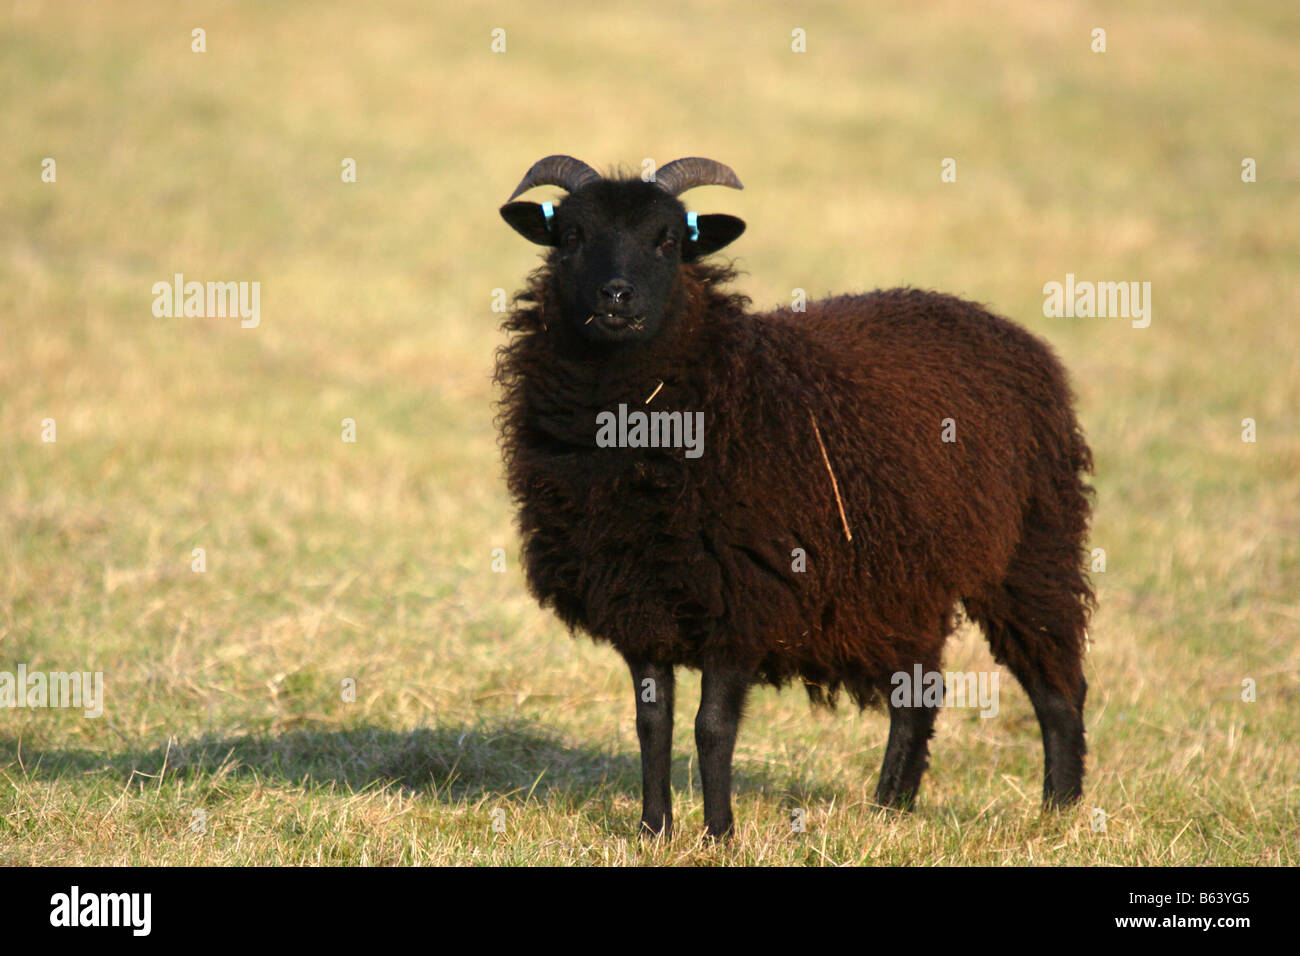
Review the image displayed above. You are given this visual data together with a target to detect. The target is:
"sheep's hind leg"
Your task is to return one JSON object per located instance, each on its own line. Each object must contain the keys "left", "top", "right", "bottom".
{"left": 874, "top": 695, "right": 939, "bottom": 811}
{"left": 1025, "top": 667, "right": 1086, "bottom": 809}
{"left": 628, "top": 658, "right": 676, "bottom": 838}
{"left": 695, "top": 666, "right": 752, "bottom": 839}
{"left": 969, "top": 608, "right": 1087, "bottom": 809}
{"left": 973, "top": 492, "right": 1091, "bottom": 809}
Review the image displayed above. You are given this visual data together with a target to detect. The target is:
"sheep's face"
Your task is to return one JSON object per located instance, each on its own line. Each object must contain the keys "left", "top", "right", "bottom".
{"left": 501, "top": 179, "right": 745, "bottom": 346}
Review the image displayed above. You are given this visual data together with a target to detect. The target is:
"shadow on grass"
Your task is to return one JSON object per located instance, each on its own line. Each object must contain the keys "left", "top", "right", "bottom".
{"left": 0, "top": 719, "right": 841, "bottom": 809}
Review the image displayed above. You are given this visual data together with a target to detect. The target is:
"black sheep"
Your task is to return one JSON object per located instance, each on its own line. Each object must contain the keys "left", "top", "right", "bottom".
{"left": 496, "top": 155, "right": 1095, "bottom": 838}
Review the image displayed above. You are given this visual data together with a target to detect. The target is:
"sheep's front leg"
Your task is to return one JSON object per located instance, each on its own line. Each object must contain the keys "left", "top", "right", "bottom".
{"left": 696, "top": 666, "right": 751, "bottom": 839}
{"left": 627, "top": 658, "right": 675, "bottom": 838}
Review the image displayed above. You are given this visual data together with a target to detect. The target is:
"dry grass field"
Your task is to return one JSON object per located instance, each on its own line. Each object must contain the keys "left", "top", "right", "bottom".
{"left": 1, "top": 0, "right": 1297, "bottom": 865}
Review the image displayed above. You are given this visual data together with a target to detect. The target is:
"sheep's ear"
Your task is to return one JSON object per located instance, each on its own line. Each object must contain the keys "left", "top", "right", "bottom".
{"left": 500, "top": 201, "right": 557, "bottom": 246}
{"left": 685, "top": 214, "right": 745, "bottom": 259}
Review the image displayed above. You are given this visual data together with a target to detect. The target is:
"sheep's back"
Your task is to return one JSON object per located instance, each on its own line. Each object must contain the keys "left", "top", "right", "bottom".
{"left": 715, "top": 289, "right": 1084, "bottom": 678}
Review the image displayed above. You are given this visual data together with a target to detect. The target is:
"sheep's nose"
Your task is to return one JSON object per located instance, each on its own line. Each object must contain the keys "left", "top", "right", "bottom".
{"left": 599, "top": 280, "right": 635, "bottom": 307}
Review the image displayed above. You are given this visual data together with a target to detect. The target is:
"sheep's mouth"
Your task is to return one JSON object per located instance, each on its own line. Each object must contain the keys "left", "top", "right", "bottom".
{"left": 586, "top": 313, "right": 645, "bottom": 332}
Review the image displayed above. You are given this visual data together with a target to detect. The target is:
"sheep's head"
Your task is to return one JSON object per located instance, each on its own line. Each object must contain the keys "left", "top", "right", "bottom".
{"left": 500, "top": 156, "right": 746, "bottom": 344}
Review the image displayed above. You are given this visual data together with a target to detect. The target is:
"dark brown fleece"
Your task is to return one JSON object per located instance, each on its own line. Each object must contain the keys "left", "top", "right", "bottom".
{"left": 495, "top": 260, "right": 1095, "bottom": 709}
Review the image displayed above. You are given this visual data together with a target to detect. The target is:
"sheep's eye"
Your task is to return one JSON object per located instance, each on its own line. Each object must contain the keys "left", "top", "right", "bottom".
{"left": 657, "top": 235, "right": 678, "bottom": 256}
{"left": 561, "top": 229, "right": 581, "bottom": 249}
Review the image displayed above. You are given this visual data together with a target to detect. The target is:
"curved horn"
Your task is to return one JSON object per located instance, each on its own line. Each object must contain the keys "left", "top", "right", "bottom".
{"left": 653, "top": 157, "right": 743, "bottom": 196}
{"left": 507, "top": 155, "right": 602, "bottom": 200}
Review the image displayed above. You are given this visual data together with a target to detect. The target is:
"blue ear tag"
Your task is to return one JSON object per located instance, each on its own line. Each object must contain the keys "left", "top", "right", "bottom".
{"left": 686, "top": 211, "right": 699, "bottom": 242}
{"left": 541, "top": 201, "right": 555, "bottom": 231}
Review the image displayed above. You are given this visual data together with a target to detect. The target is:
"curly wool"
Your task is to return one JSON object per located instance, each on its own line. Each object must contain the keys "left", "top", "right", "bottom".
{"left": 495, "top": 258, "right": 1095, "bottom": 710}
